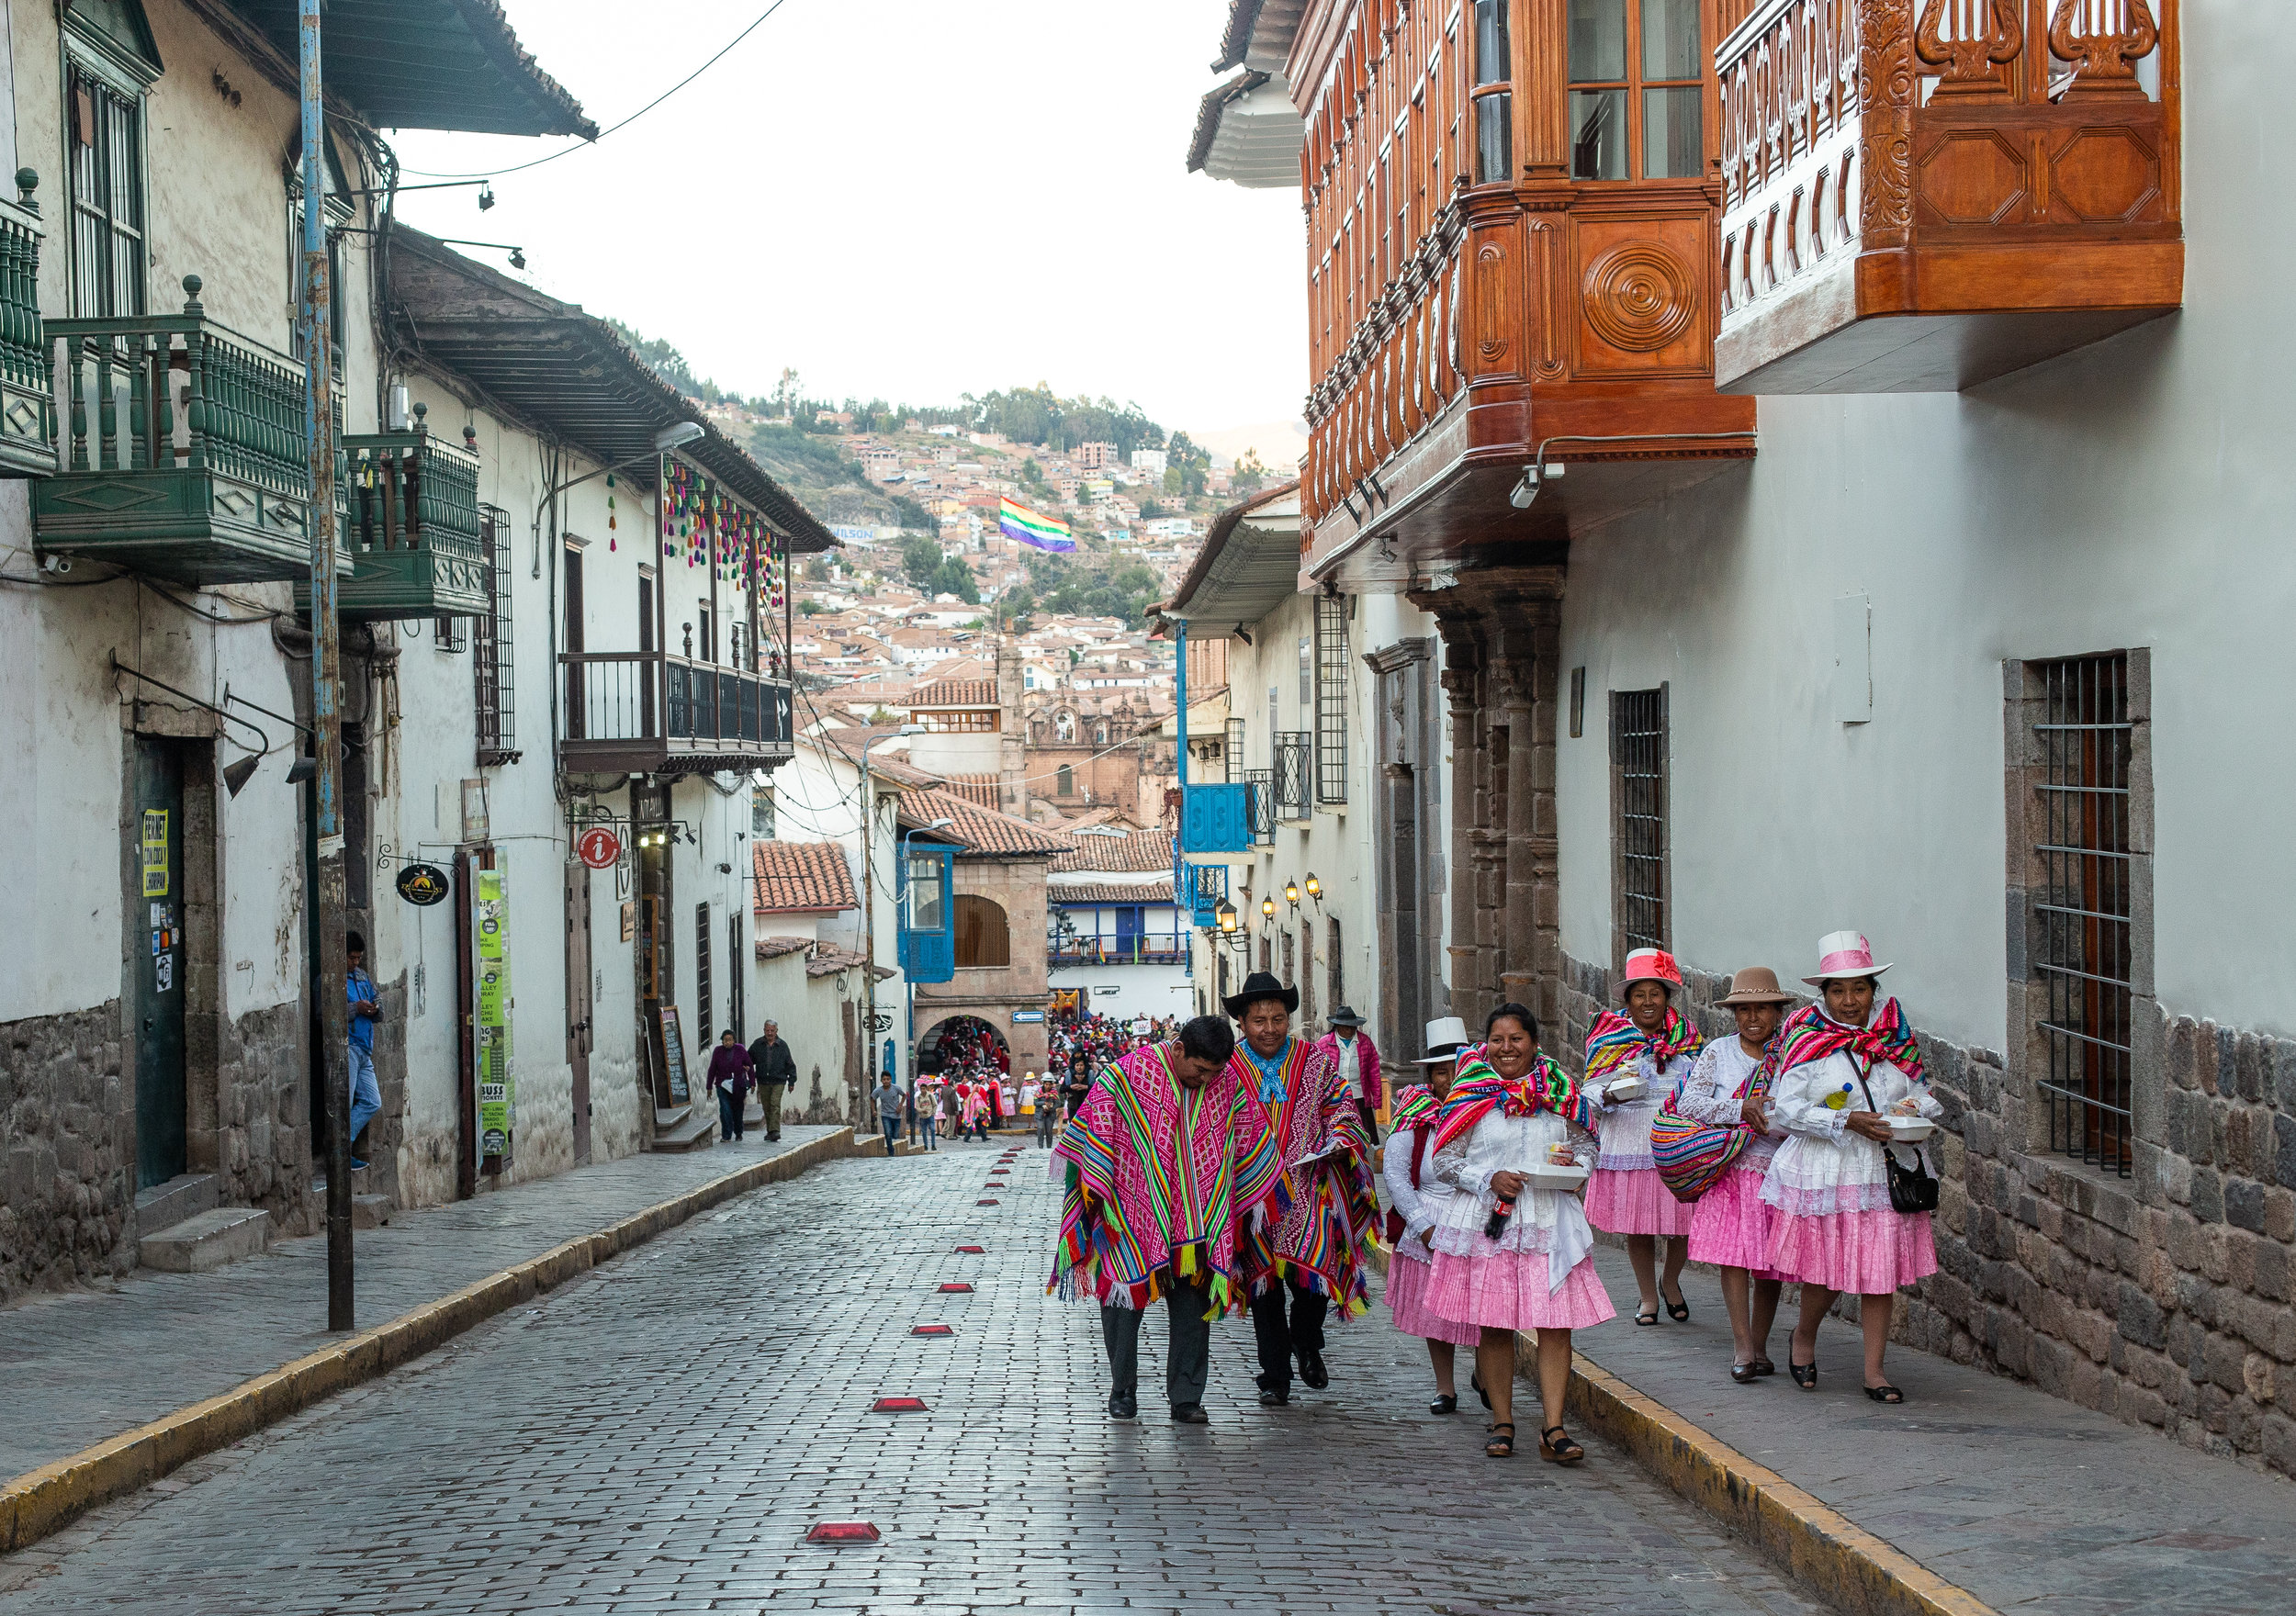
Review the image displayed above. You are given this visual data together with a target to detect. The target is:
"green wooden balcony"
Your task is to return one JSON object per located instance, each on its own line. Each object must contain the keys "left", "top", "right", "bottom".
{"left": 304, "top": 409, "right": 489, "bottom": 620}
{"left": 0, "top": 172, "right": 52, "bottom": 480}
{"left": 33, "top": 275, "right": 343, "bottom": 585}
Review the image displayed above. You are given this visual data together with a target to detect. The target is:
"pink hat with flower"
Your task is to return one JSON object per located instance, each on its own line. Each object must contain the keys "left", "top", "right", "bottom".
{"left": 1619, "top": 948, "right": 1684, "bottom": 998}
{"left": 1801, "top": 930, "right": 1893, "bottom": 987}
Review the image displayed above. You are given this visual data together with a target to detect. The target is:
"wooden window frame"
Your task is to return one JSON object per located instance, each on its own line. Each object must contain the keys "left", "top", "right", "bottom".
{"left": 1566, "top": 0, "right": 1707, "bottom": 183}
{"left": 64, "top": 45, "right": 152, "bottom": 320}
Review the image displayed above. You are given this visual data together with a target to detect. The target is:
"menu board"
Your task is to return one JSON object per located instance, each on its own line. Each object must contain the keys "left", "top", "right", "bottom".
{"left": 657, "top": 1004, "right": 691, "bottom": 1105}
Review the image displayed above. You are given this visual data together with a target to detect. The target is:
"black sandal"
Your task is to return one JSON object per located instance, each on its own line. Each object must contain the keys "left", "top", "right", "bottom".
{"left": 1662, "top": 1288, "right": 1690, "bottom": 1321}
{"left": 1789, "top": 1359, "right": 1818, "bottom": 1391}
{"left": 1729, "top": 1362, "right": 1760, "bottom": 1385}
{"left": 1470, "top": 1372, "right": 1491, "bottom": 1410}
{"left": 1485, "top": 1422, "right": 1516, "bottom": 1458}
{"left": 1633, "top": 1307, "right": 1660, "bottom": 1327}
{"left": 1538, "top": 1425, "right": 1585, "bottom": 1464}
{"left": 1430, "top": 1393, "right": 1458, "bottom": 1415}
{"left": 1863, "top": 1383, "right": 1905, "bottom": 1404}
{"left": 1750, "top": 1357, "right": 1777, "bottom": 1377}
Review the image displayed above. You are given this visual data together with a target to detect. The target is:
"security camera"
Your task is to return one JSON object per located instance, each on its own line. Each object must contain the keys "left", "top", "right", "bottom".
{"left": 39, "top": 553, "right": 71, "bottom": 575}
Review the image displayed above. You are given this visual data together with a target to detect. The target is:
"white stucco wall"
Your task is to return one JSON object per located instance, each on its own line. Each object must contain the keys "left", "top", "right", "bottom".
{"left": 1554, "top": 2, "right": 2296, "bottom": 1047}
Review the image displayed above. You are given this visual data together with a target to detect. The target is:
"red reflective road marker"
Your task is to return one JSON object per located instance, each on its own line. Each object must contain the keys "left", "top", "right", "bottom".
{"left": 806, "top": 1521, "right": 882, "bottom": 1544}
{"left": 954, "top": 1245, "right": 985, "bottom": 1253}
{"left": 976, "top": 1198, "right": 1000, "bottom": 1206}
{"left": 939, "top": 1282, "right": 974, "bottom": 1293}
{"left": 911, "top": 1324, "right": 954, "bottom": 1336}
{"left": 872, "top": 1397, "right": 929, "bottom": 1412}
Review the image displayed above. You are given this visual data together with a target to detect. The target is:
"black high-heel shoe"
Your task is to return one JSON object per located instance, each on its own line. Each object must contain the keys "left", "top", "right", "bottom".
{"left": 1789, "top": 1358, "right": 1818, "bottom": 1390}
{"left": 1430, "top": 1393, "right": 1458, "bottom": 1414}
{"left": 1470, "top": 1371, "right": 1491, "bottom": 1410}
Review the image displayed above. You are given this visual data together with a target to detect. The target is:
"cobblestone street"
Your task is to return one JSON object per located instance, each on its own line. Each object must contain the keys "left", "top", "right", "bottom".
{"left": 0, "top": 1139, "right": 1822, "bottom": 1615}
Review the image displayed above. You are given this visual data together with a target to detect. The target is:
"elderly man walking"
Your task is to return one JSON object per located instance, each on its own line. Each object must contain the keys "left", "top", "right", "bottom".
{"left": 1316, "top": 1005, "right": 1385, "bottom": 1139}
{"left": 747, "top": 1021, "right": 798, "bottom": 1142}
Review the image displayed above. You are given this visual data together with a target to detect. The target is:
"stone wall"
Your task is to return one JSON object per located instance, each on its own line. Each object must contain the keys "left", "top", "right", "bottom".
{"left": 1558, "top": 947, "right": 2296, "bottom": 1480}
{"left": 215, "top": 1000, "right": 312, "bottom": 1235}
{"left": 0, "top": 1002, "right": 133, "bottom": 1302}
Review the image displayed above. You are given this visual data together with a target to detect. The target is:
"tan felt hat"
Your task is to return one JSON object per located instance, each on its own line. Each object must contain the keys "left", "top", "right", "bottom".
{"left": 1716, "top": 966, "right": 1795, "bottom": 1006}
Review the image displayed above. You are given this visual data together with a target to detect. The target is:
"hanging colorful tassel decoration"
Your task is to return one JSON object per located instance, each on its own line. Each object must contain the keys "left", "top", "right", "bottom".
{"left": 605, "top": 472, "right": 617, "bottom": 550}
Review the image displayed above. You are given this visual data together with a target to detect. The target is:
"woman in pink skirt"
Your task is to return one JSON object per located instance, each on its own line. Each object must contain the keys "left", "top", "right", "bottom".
{"left": 1583, "top": 948, "right": 1705, "bottom": 1325}
{"left": 1380, "top": 1017, "right": 1479, "bottom": 1412}
{"left": 1678, "top": 967, "right": 1795, "bottom": 1383}
{"left": 1426, "top": 1003, "right": 1612, "bottom": 1462}
{"left": 1762, "top": 932, "right": 1941, "bottom": 1404}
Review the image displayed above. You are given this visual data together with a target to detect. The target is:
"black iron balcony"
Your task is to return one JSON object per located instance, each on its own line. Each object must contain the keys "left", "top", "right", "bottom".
{"left": 558, "top": 650, "right": 795, "bottom": 775}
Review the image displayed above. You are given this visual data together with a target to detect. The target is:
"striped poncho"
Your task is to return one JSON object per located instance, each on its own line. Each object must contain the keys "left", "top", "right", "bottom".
{"left": 1232, "top": 1035, "right": 1380, "bottom": 1317}
{"left": 1766, "top": 998, "right": 1925, "bottom": 1088}
{"left": 1433, "top": 1048, "right": 1601, "bottom": 1151}
{"left": 1582, "top": 1005, "right": 1705, "bottom": 1088}
{"left": 1049, "top": 1043, "right": 1285, "bottom": 1315}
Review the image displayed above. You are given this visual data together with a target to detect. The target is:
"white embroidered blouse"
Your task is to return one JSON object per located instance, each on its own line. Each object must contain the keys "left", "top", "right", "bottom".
{"left": 1380, "top": 1126, "right": 1454, "bottom": 1264}
{"left": 1589, "top": 1047, "right": 1699, "bottom": 1172}
{"left": 1761, "top": 1039, "right": 1942, "bottom": 1217}
{"left": 1430, "top": 1106, "right": 1598, "bottom": 1292}
{"left": 1675, "top": 1039, "right": 1787, "bottom": 1172}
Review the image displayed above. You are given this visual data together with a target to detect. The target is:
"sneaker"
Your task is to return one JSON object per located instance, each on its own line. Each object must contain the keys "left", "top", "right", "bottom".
{"left": 1169, "top": 1403, "right": 1210, "bottom": 1424}
{"left": 1108, "top": 1392, "right": 1138, "bottom": 1420}
{"left": 350, "top": 1158, "right": 368, "bottom": 1171}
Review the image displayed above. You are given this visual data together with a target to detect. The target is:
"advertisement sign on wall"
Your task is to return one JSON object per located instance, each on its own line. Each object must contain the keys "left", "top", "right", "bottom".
{"left": 475, "top": 868, "right": 514, "bottom": 1160}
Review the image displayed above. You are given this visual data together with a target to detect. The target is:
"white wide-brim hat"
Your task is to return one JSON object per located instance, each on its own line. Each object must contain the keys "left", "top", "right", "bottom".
{"left": 1414, "top": 1015, "right": 1471, "bottom": 1064}
{"left": 1801, "top": 930, "right": 1894, "bottom": 987}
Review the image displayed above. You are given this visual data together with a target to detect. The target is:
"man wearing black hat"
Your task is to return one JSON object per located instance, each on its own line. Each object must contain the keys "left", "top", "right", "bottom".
{"left": 1222, "top": 971, "right": 1379, "bottom": 1406}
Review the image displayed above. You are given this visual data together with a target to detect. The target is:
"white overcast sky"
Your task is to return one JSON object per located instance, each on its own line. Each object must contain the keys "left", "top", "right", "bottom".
{"left": 388, "top": 0, "right": 1307, "bottom": 448}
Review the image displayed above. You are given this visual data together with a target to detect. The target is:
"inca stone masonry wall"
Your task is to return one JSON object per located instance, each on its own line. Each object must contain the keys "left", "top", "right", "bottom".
{"left": 1559, "top": 949, "right": 2296, "bottom": 1481}
{"left": 1, "top": 1002, "right": 134, "bottom": 1302}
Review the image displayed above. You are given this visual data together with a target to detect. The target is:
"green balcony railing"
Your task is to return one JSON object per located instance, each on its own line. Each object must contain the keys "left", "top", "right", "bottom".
{"left": 0, "top": 170, "right": 51, "bottom": 480}
{"left": 34, "top": 274, "right": 343, "bottom": 586}
{"left": 305, "top": 405, "right": 488, "bottom": 620}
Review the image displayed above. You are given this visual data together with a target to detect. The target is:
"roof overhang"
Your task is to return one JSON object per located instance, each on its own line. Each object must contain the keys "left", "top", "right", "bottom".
{"left": 195, "top": 0, "right": 595, "bottom": 138}
{"left": 1187, "top": 70, "right": 1304, "bottom": 187}
{"left": 1159, "top": 483, "right": 1303, "bottom": 633}
{"left": 1211, "top": 0, "right": 1308, "bottom": 73}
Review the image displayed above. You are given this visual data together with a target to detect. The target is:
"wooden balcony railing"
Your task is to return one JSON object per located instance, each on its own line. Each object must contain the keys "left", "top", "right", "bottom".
{"left": 311, "top": 410, "right": 489, "bottom": 621}
{"left": 34, "top": 275, "right": 343, "bottom": 585}
{"left": 1049, "top": 940, "right": 1190, "bottom": 968}
{"left": 1714, "top": 0, "right": 2181, "bottom": 392}
{"left": 0, "top": 171, "right": 50, "bottom": 480}
{"left": 557, "top": 650, "right": 795, "bottom": 776}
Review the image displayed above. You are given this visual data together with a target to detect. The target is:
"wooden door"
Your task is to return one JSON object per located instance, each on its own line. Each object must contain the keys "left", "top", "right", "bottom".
{"left": 565, "top": 858, "right": 593, "bottom": 1163}
{"left": 131, "top": 737, "right": 187, "bottom": 1189}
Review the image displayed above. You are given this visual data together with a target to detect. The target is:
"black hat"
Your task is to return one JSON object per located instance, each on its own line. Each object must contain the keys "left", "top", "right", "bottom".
{"left": 1327, "top": 1005, "right": 1367, "bottom": 1028}
{"left": 1222, "top": 971, "right": 1299, "bottom": 1019}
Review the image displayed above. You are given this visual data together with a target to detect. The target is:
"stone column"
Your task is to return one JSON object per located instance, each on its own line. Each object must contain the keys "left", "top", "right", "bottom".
{"left": 1492, "top": 628, "right": 1540, "bottom": 1023}
{"left": 1485, "top": 568, "right": 1567, "bottom": 1036}
{"left": 1429, "top": 615, "right": 1486, "bottom": 1030}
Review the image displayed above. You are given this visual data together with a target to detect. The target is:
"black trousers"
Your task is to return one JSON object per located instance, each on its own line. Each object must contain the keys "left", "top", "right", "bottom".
{"left": 1249, "top": 1273, "right": 1328, "bottom": 1387}
{"left": 1101, "top": 1278, "right": 1212, "bottom": 1408}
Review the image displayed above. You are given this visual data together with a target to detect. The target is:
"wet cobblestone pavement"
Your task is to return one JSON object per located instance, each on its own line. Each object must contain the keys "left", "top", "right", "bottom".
{"left": 0, "top": 1137, "right": 1824, "bottom": 1615}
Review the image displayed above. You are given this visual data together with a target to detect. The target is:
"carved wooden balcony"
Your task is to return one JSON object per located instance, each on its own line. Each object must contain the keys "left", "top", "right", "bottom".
{"left": 35, "top": 275, "right": 344, "bottom": 585}
{"left": 0, "top": 173, "right": 52, "bottom": 481}
{"left": 1298, "top": 0, "right": 1754, "bottom": 589}
{"left": 1714, "top": 0, "right": 2182, "bottom": 393}
{"left": 301, "top": 411, "right": 490, "bottom": 621}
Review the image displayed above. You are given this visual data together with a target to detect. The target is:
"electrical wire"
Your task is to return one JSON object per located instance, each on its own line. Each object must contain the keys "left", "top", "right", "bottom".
{"left": 399, "top": 1, "right": 797, "bottom": 181}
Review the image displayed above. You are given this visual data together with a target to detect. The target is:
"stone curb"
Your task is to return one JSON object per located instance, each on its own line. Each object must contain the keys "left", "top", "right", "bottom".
{"left": 0, "top": 1126, "right": 861, "bottom": 1556}
{"left": 1365, "top": 1241, "right": 1996, "bottom": 1616}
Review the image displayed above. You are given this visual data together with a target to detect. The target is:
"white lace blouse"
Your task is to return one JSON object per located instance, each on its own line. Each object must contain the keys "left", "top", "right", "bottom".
{"left": 1430, "top": 1105, "right": 1597, "bottom": 1292}
{"left": 1761, "top": 1042, "right": 1942, "bottom": 1217}
{"left": 1380, "top": 1127, "right": 1453, "bottom": 1264}
{"left": 1589, "top": 1047, "right": 1699, "bottom": 1172}
{"left": 1675, "top": 1039, "right": 1786, "bottom": 1171}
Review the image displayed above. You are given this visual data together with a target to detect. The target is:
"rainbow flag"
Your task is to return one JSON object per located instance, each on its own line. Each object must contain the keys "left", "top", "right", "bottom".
{"left": 999, "top": 497, "right": 1074, "bottom": 553}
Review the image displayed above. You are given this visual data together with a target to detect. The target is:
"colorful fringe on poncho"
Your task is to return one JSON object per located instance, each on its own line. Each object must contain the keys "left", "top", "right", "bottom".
{"left": 1048, "top": 1043, "right": 1286, "bottom": 1316}
{"left": 1233, "top": 1036, "right": 1380, "bottom": 1318}
{"left": 1582, "top": 1005, "right": 1705, "bottom": 1087}
{"left": 1433, "top": 1049, "right": 1600, "bottom": 1152}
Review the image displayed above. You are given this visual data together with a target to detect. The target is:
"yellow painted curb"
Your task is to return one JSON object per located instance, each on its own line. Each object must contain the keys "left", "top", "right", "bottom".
{"left": 0, "top": 1126, "right": 859, "bottom": 1555}
{"left": 1366, "top": 1238, "right": 1993, "bottom": 1616}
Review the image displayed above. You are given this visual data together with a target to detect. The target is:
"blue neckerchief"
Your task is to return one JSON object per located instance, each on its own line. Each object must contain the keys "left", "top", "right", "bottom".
{"left": 1240, "top": 1038, "right": 1290, "bottom": 1104}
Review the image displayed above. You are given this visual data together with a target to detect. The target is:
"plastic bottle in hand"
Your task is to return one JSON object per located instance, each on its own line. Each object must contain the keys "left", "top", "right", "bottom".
{"left": 1484, "top": 1195, "right": 1514, "bottom": 1240}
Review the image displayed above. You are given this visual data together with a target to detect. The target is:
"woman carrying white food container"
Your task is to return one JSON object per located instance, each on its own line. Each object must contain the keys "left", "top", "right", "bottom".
{"left": 1762, "top": 932, "right": 1943, "bottom": 1405}
{"left": 1379, "top": 1016, "right": 1480, "bottom": 1414}
{"left": 1424, "top": 1003, "right": 1612, "bottom": 1463}
{"left": 1583, "top": 948, "right": 1705, "bottom": 1326}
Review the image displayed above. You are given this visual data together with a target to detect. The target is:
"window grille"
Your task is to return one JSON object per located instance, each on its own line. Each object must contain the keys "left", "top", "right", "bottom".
{"left": 1245, "top": 768, "right": 1275, "bottom": 845}
{"left": 1274, "top": 731, "right": 1313, "bottom": 820}
{"left": 1225, "top": 716, "right": 1244, "bottom": 784}
{"left": 67, "top": 65, "right": 147, "bottom": 318}
{"left": 2034, "top": 654, "right": 2134, "bottom": 1175}
{"left": 1315, "top": 594, "right": 1349, "bottom": 804}
{"left": 1610, "top": 689, "right": 1667, "bottom": 956}
{"left": 694, "top": 901, "right": 713, "bottom": 1046}
{"left": 434, "top": 615, "right": 467, "bottom": 653}
{"left": 474, "top": 506, "right": 517, "bottom": 764}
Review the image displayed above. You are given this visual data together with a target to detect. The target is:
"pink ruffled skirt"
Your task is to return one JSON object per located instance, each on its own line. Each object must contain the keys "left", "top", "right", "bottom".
{"left": 1423, "top": 1249, "right": 1616, "bottom": 1332}
{"left": 1585, "top": 1165, "right": 1696, "bottom": 1238}
{"left": 1385, "top": 1251, "right": 1480, "bottom": 1346}
{"left": 1766, "top": 1207, "right": 1938, "bottom": 1294}
{"left": 1686, "top": 1164, "right": 1788, "bottom": 1279}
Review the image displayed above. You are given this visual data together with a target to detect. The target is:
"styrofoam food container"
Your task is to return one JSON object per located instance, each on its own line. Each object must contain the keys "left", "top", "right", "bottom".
{"left": 1886, "top": 1116, "right": 1936, "bottom": 1142}
{"left": 1603, "top": 1074, "right": 1649, "bottom": 1103}
{"left": 1522, "top": 1163, "right": 1593, "bottom": 1192}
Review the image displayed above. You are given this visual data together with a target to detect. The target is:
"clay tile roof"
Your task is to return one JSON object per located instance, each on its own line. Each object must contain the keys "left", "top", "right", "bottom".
{"left": 1049, "top": 880, "right": 1178, "bottom": 904}
{"left": 916, "top": 790, "right": 1075, "bottom": 858}
{"left": 806, "top": 944, "right": 898, "bottom": 981}
{"left": 940, "top": 774, "right": 1003, "bottom": 811}
{"left": 1050, "top": 828, "right": 1176, "bottom": 874}
{"left": 752, "top": 842, "right": 859, "bottom": 915}
{"left": 754, "top": 934, "right": 816, "bottom": 960}
{"left": 911, "top": 678, "right": 999, "bottom": 708}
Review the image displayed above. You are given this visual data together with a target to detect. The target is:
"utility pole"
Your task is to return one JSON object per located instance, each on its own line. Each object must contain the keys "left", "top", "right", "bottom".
{"left": 300, "top": 0, "right": 353, "bottom": 1331}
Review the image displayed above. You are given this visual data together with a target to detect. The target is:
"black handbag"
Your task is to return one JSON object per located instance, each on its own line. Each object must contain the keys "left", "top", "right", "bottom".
{"left": 1857, "top": 1070, "right": 1940, "bottom": 1215}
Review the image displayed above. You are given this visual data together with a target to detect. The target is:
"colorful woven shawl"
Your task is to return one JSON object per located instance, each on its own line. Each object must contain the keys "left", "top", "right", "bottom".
{"left": 1433, "top": 1049, "right": 1597, "bottom": 1153}
{"left": 1233, "top": 1036, "right": 1379, "bottom": 1315}
{"left": 1049, "top": 1044, "right": 1284, "bottom": 1315}
{"left": 1388, "top": 1083, "right": 1442, "bottom": 1130}
{"left": 1582, "top": 1005, "right": 1705, "bottom": 1087}
{"left": 1768, "top": 998, "right": 1925, "bottom": 1088}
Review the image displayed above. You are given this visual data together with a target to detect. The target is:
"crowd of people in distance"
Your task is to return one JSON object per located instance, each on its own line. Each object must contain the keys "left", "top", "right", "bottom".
{"left": 1044, "top": 931, "right": 1941, "bottom": 1460}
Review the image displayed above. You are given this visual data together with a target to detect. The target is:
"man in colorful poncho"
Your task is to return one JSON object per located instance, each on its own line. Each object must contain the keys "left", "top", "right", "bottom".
{"left": 1225, "top": 971, "right": 1380, "bottom": 1407}
{"left": 1051, "top": 1016, "right": 1285, "bottom": 1423}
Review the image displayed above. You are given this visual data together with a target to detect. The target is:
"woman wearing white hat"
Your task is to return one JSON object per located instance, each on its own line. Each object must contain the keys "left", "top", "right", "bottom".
{"left": 1379, "top": 1016, "right": 1479, "bottom": 1412}
{"left": 1761, "top": 933, "right": 1942, "bottom": 1403}
{"left": 1582, "top": 948, "right": 1705, "bottom": 1326}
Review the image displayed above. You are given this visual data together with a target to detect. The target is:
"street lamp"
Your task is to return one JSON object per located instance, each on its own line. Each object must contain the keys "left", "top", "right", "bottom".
{"left": 1303, "top": 872, "right": 1322, "bottom": 903}
{"left": 902, "top": 815, "right": 958, "bottom": 1088}
{"left": 1283, "top": 879, "right": 1300, "bottom": 908}
{"left": 1216, "top": 898, "right": 1238, "bottom": 935}
{"left": 1260, "top": 895, "right": 1277, "bottom": 926}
